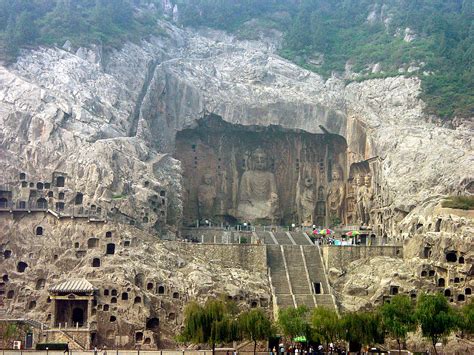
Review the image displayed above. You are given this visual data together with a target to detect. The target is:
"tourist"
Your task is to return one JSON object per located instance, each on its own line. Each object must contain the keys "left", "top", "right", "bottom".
{"left": 94, "top": 346, "right": 98, "bottom": 355}
{"left": 102, "top": 345, "right": 107, "bottom": 355}
{"left": 63, "top": 343, "right": 69, "bottom": 355}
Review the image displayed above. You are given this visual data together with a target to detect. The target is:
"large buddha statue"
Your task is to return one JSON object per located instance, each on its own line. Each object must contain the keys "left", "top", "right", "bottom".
{"left": 197, "top": 173, "right": 216, "bottom": 219}
{"left": 237, "top": 148, "right": 279, "bottom": 222}
{"left": 327, "top": 167, "right": 345, "bottom": 222}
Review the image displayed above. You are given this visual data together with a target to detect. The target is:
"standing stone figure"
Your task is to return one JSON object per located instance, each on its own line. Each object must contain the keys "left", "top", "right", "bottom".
{"left": 327, "top": 168, "right": 345, "bottom": 222}
{"left": 237, "top": 148, "right": 279, "bottom": 222}
{"left": 197, "top": 173, "right": 216, "bottom": 219}
{"left": 356, "top": 174, "right": 373, "bottom": 225}
{"left": 300, "top": 176, "right": 316, "bottom": 226}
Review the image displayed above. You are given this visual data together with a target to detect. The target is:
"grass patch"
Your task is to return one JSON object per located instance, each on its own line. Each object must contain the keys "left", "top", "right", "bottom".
{"left": 442, "top": 196, "right": 474, "bottom": 210}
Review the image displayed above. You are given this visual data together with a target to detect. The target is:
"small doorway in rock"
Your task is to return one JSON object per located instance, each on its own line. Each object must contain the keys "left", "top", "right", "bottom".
{"left": 106, "top": 243, "right": 115, "bottom": 255}
{"left": 0, "top": 198, "right": 8, "bottom": 208}
{"left": 56, "top": 176, "right": 65, "bottom": 187}
{"left": 91, "top": 333, "right": 97, "bottom": 347}
{"left": 313, "top": 282, "right": 322, "bottom": 294}
{"left": 75, "top": 193, "right": 83, "bottom": 205}
{"left": 25, "top": 332, "right": 33, "bottom": 349}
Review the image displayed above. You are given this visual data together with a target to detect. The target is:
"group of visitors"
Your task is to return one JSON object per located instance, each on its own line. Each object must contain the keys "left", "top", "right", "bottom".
{"left": 272, "top": 343, "right": 347, "bottom": 354}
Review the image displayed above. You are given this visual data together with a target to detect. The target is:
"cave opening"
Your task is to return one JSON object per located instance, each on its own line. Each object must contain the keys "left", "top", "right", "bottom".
{"left": 446, "top": 252, "right": 457, "bottom": 263}
{"left": 174, "top": 115, "right": 348, "bottom": 226}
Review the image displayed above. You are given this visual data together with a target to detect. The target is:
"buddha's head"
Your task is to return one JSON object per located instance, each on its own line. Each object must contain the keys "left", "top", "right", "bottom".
{"left": 252, "top": 148, "right": 268, "bottom": 171}
{"left": 203, "top": 173, "right": 213, "bottom": 185}
{"left": 331, "top": 169, "right": 341, "bottom": 182}
{"left": 304, "top": 176, "right": 314, "bottom": 187}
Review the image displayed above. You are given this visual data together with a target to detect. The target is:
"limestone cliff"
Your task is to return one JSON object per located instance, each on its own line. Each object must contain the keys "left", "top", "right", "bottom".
{"left": 1, "top": 22, "right": 472, "bottom": 232}
{"left": 0, "top": 19, "right": 473, "bottom": 349}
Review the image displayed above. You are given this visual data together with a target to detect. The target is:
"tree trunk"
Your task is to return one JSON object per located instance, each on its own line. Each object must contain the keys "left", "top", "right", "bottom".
{"left": 212, "top": 343, "right": 215, "bottom": 355}
{"left": 432, "top": 339, "right": 438, "bottom": 355}
{"left": 397, "top": 339, "right": 401, "bottom": 355}
{"left": 254, "top": 340, "right": 257, "bottom": 355}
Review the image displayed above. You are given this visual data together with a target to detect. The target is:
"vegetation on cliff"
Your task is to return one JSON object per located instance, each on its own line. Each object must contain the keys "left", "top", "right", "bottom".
{"left": 442, "top": 195, "right": 474, "bottom": 210}
{"left": 178, "top": 0, "right": 473, "bottom": 120}
{"left": 0, "top": 0, "right": 164, "bottom": 57}
{"left": 0, "top": 0, "right": 472, "bottom": 119}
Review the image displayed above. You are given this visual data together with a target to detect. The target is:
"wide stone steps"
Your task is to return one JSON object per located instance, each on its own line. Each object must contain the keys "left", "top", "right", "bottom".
{"left": 294, "top": 294, "right": 316, "bottom": 308}
{"left": 290, "top": 231, "right": 312, "bottom": 245}
{"left": 315, "top": 294, "right": 336, "bottom": 308}
{"left": 267, "top": 244, "right": 337, "bottom": 312}
{"left": 275, "top": 294, "right": 295, "bottom": 309}
{"left": 283, "top": 245, "right": 313, "bottom": 295}
{"left": 257, "top": 231, "right": 275, "bottom": 244}
{"left": 267, "top": 246, "right": 291, "bottom": 294}
{"left": 302, "top": 246, "right": 328, "bottom": 291}
{"left": 273, "top": 231, "right": 293, "bottom": 245}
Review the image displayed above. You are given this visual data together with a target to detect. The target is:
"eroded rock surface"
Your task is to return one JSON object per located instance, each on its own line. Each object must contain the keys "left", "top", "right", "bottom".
{"left": 0, "top": 18, "right": 473, "bottom": 349}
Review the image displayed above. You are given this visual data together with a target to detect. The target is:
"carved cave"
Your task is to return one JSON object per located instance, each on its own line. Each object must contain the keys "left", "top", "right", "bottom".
{"left": 175, "top": 115, "right": 348, "bottom": 226}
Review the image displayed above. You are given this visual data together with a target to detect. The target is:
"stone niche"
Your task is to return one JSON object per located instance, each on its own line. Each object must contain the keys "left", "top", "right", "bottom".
{"left": 175, "top": 115, "right": 347, "bottom": 226}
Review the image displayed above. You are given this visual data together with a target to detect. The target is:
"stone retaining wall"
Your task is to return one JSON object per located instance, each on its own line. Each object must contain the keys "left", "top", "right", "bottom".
{"left": 321, "top": 245, "right": 403, "bottom": 270}
{"left": 166, "top": 243, "right": 267, "bottom": 273}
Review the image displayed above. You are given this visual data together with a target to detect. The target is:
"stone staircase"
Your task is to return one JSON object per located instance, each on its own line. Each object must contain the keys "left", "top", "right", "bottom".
{"left": 272, "top": 231, "right": 293, "bottom": 245}
{"left": 302, "top": 246, "right": 337, "bottom": 311}
{"left": 290, "top": 231, "right": 312, "bottom": 245}
{"left": 283, "top": 245, "right": 312, "bottom": 294}
{"left": 267, "top": 244, "right": 337, "bottom": 312}
{"left": 267, "top": 246, "right": 291, "bottom": 295}
{"left": 257, "top": 231, "right": 276, "bottom": 244}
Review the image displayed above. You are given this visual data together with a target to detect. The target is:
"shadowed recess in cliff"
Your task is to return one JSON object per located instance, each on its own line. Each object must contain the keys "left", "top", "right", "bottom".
{"left": 174, "top": 114, "right": 348, "bottom": 226}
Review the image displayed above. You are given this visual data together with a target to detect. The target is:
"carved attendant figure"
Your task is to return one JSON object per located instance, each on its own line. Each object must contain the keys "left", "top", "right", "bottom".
{"left": 237, "top": 148, "right": 279, "bottom": 222}
{"left": 300, "top": 176, "right": 316, "bottom": 226}
{"left": 327, "top": 168, "right": 345, "bottom": 221}
{"left": 356, "top": 174, "right": 373, "bottom": 225}
{"left": 197, "top": 173, "right": 216, "bottom": 219}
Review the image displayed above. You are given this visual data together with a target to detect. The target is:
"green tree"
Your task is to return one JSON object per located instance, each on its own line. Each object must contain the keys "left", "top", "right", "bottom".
{"left": 342, "top": 311, "right": 385, "bottom": 352}
{"left": 0, "top": 323, "right": 19, "bottom": 348}
{"left": 415, "top": 293, "right": 459, "bottom": 355}
{"left": 179, "top": 298, "right": 239, "bottom": 355}
{"left": 458, "top": 299, "right": 474, "bottom": 337}
{"left": 277, "top": 306, "right": 310, "bottom": 341}
{"left": 238, "top": 309, "right": 274, "bottom": 355}
{"left": 311, "top": 306, "right": 342, "bottom": 352}
{"left": 15, "top": 11, "right": 38, "bottom": 45}
{"left": 4, "top": 15, "right": 18, "bottom": 59}
{"left": 380, "top": 295, "right": 417, "bottom": 354}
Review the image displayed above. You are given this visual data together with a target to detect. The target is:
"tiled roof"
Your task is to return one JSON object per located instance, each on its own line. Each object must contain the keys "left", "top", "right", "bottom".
{"left": 49, "top": 279, "right": 97, "bottom": 293}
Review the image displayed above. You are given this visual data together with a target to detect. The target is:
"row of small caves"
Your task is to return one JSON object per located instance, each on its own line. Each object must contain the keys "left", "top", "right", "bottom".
{"left": 418, "top": 248, "right": 471, "bottom": 303}
{"left": 0, "top": 172, "right": 168, "bottom": 226}
{"left": 1, "top": 227, "right": 270, "bottom": 332}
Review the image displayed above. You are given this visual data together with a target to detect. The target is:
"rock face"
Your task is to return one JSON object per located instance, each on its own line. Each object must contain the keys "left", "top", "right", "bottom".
{"left": 0, "top": 213, "right": 270, "bottom": 348}
{"left": 1, "top": 21, "right": 472, "bottom": 233}
{"left": 0, "top": 18, "right": 473, "bottom": 350}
